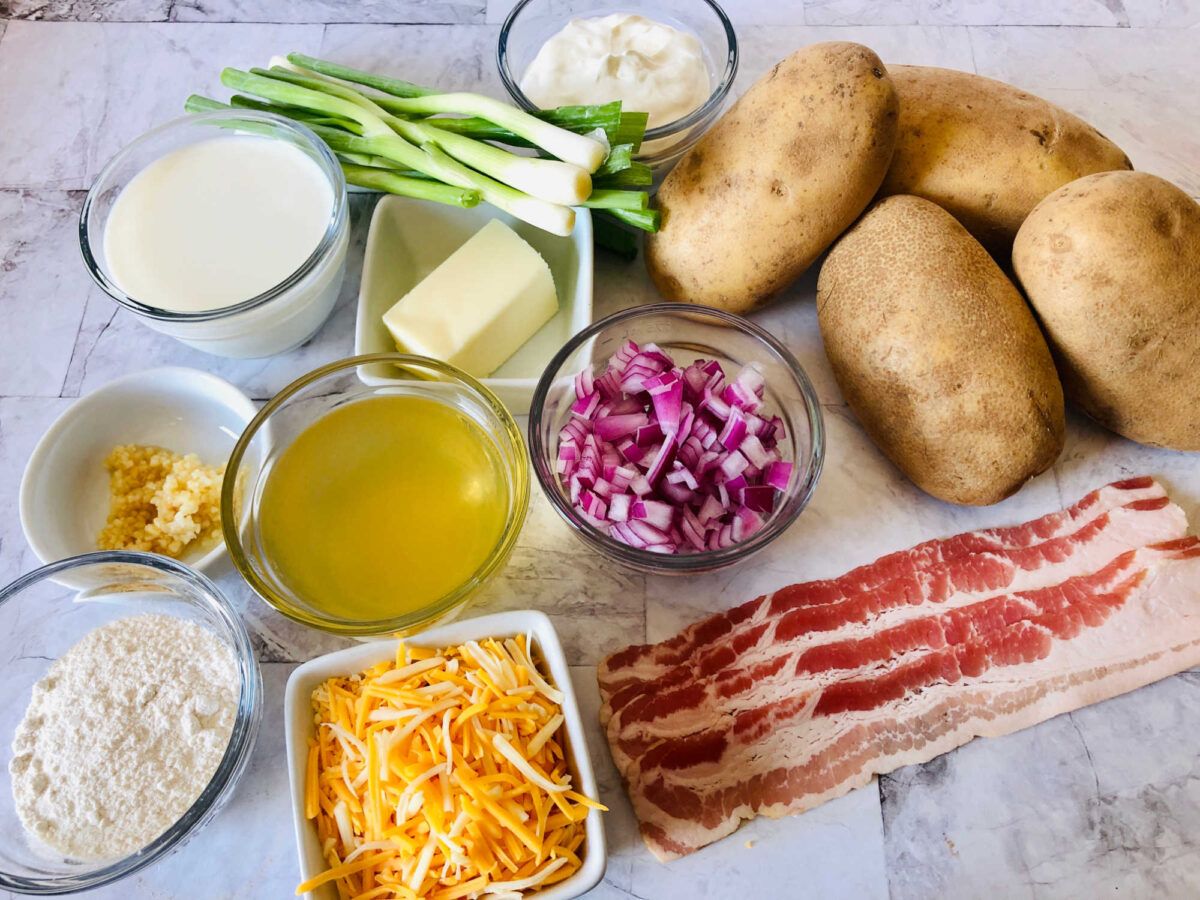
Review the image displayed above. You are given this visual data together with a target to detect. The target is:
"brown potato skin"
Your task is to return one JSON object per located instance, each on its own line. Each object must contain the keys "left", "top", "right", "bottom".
{"left": 817, "top": 195, "right": 1065, "bottom": 506}
{"left": 880, "top": 66, "right": 1132, "bottom": 255}
{"left": 1013, "top": 170, "right": 1200, "bottom": 451}
{"left": 645, "top": 42, "right": 899, "bottom": 314}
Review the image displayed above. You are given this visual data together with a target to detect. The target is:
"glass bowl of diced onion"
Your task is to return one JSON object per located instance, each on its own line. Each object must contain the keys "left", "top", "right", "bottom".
{"left": 0, "top": 551, "right": 262, "bottom": 894}
{"left": 528, "top": 303, "right": 825, "bottom": 574}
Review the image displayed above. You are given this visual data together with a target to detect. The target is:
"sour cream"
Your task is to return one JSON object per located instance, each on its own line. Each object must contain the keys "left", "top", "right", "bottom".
{"left": 103, "top": 135, "right": 334, "bottom": 313}
{"left": 519, "top": 13, "right": 711, "bottom": 132}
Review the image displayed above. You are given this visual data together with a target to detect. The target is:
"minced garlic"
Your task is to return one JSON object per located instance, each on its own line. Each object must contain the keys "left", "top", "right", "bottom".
{"left": 97, "top": 444, "right": 224, "bottom": 558}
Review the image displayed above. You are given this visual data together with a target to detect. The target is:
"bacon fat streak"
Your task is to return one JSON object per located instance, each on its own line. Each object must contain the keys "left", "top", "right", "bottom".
{"left": 597, "top": 477, "right": 1200, "bottom": 861}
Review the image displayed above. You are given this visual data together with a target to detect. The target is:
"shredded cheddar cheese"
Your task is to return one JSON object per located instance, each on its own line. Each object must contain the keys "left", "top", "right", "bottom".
{"left": 297, "top": 636, "right": 605, "bottom": 899}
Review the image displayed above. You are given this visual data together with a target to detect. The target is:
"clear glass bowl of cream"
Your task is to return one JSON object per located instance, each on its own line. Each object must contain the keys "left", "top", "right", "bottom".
{"left": 497, "top": 0, "right": 738, "bottom": 184}
{"left": 80, "top": 110, "right": 350, "bottom": 359}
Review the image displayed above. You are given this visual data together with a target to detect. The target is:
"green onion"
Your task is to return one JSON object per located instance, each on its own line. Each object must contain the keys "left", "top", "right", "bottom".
{"left": 257, "top": 65, "right": 592, "bottom": 206}
{"left": 371, "top": 93, "right": 606, "bottom": 172}
{"left": 592, "top": 213, "right": 640, "bottom": 261}
{"left": 222, "top": 68, "right": 576, "bottom": 235}
{"left": 593, "top": 163, "right": 653, "bottom": 189}
{"left": 284, "top": 54, "right": 606, "bottom": 172}
{"left": 185, "top": 94, "right": 229, "bottom": 114}
{"left": 341, "top": 164, "right": 480, "bottom": 208}
{"left": 614, "top": 112, "right": 650, "bottom": 152}
{"left": 606, "top": 207, "right": 662, "bottom": 233}
{"left": 285, "top": 52, "right": 438, "bottom": 99}
{"left": 582, "top": 190, "right": 649, "bottom": 212}
{"left": 594, "top": 144, "right": 634, "bottom": 177}
{"left": 190, "top": 55, "right": 658, "bottom": 243}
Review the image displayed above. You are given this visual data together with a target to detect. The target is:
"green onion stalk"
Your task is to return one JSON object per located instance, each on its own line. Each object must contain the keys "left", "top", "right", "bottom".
{"left": 186, "top": 54, "right": 659, "bottom": 249}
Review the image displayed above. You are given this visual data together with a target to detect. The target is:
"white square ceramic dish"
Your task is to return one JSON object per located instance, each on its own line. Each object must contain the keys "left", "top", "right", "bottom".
{"left": 355, "top": 196, "right": 594, "bottom": 415}
{"left": 284, "top": 610, "right": 606, "bottom": 900}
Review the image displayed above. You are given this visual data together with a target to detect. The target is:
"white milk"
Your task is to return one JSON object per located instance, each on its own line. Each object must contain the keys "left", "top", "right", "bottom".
{"left": 104, "top": 135, "right": 334, "bottom": 313}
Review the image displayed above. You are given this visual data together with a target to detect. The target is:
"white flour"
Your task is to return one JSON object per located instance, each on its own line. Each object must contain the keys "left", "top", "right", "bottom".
{"left": 9, "top": 613, "right": 240, "bottom": 861}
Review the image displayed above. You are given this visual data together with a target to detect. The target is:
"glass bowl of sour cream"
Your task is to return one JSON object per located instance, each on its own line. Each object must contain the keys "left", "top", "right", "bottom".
{"left": 80, "top": 110, "right": 350, "bottom": 359}
{"left": 497, "top": 0, "right": 738, "bottom": 183}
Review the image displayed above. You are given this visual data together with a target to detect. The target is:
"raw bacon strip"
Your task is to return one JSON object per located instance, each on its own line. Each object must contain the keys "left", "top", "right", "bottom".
{"left": 597, "top": 480, "right": 1200, "bottom": 861}
{"left": 600, "top": 477, "right": 1168, "bottom": 690}
{"left": 602, "top": 489, "right": 1187, "bottom": 732}
{"left": 608, "top": 546, "right": 1162, "bottom": 748}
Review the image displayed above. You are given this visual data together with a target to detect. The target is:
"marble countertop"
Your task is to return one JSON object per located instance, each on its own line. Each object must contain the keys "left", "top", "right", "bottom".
{"left": 1, "top": 1, "right": 1199, "bottom": 897}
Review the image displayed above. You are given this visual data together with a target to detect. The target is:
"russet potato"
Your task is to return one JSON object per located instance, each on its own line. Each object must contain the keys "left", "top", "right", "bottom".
{"left": 1013, "top": 170, "right": 1200, "bottom": 451}
{"left": 817, "top": 195, "right": 1065, "bottom": 506}
{"left": 646, "top": 42, "right": 899, "bottom": 314}
{"left": 880, "top": 66, "right": 1132, "bottom": 254}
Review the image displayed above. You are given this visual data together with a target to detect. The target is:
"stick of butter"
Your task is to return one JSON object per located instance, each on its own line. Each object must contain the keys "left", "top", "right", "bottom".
{"left": 382, "top": 219, "right": 559, "bottom": 378}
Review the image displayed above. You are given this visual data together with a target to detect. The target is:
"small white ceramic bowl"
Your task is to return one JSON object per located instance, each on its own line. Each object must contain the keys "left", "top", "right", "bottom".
{"left": 355, "top": 196, "right": 594, "bottom": 415}
{"left": 19, "top": 367, "right": 257, "bottom": 580}
{"left": 284, "top": 610, "right": 606, "bottom": 900}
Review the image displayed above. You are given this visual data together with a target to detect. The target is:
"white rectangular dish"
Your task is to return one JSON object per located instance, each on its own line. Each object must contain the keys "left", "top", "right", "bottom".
{"left": 284, "top": 609, "right": 606, "bottom": 900}
{"left": 355, "top": 196, "right": 594, "bottom": 415}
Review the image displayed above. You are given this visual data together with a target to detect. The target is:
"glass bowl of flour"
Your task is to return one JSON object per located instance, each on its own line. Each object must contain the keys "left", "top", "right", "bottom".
{"left": 0, "top": 551, "right": 261, "bottom": 893}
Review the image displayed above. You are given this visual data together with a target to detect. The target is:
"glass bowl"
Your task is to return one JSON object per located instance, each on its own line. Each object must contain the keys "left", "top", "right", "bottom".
{"left": 0, "top": 551, "right": 262, "bottom": 895}
{"left": 529, "top": 303, "right": 824, "bottom": 574}
{"left": 497, "top": 0, "right": 739, "bottom": 183}
{"left": 80, "top": 109, "right": 350, "bottom": 359}
{"left": 222, "top": 354, "right": 531, "bottom": 637}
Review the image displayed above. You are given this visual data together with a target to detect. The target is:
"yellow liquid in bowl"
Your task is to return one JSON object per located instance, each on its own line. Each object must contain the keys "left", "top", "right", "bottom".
{"left": 257, "top": 394, "right": 508, "bottom": 621}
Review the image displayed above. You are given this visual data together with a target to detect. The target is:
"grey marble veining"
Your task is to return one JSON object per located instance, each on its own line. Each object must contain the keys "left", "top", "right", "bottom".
{"left": 923, "top": 0, "right": 1131, "bottom": 25}
{"left": 0, "top": 0, "right": 170, "bottom": 20}
{"left": 172, "top": 0, "right": 485, "bottom": 24}
{"left": 320, "top": 23, "right": 506, "bottom": 94}
{"left": 1123, "top": 0, "right": 1200, "bottom": 25}
{"left": 2, "top": 3, "right": 1200, "bottom": 898}
{"left": 0, "top": 190, "right": 89, "bottom": 397}
{"left": 0, "top": 0, "right": 485, "bottom": 22}
{"left": 882, "top": 675, "right": 1200, "bottom": 899}
{"left": 968, "top": 25, "right": 1200, "bottom": 196}
{"left": 0, "top": 22, "right": 324, "bottom": 190}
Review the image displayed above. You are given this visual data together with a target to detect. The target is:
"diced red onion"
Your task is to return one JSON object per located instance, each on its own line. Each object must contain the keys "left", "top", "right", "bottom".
{"left": 723, "top": 474, "right": 747, "bottom": 503}
{"left": 718, "top": 407, "right": 747, "bottom": 450}
{"left": 594, "top": 412, "right": 649, "bottom": 442}
{"left": 645, "top": 371, "right": 684, "bottom": 432}
{"left": 665, "top": 463, "right": 699, "bottom": 491}
{"left": 659, "top": 481, "right": 697, "bottom": 506}
{"left": 741, "top": 484, "right": 776, "bottom": 513}
{"left": 634, "top": 422, "right": 664, "bottom": 447}
{"left": 571, "top": 391, "right": 600, "bottom": 419}
{"left": 644, "top": 437, "right": 676, "bottom": 485}
{"left": 608, "top": 493, "right": 631, "bottom": 523}
{"left": 557, "top": 341, "right": 792, "bottom": 555}
{"left": 764, "top": 461, "right": 793, "bottom": 492}
{"left": 574, "top": 367, "right": 595, "bottom": 400}
{"left": 610, "top": 465, "right": 635, "bottom": 491}
{"left": 718, "top": 450, "right": 748, "bottom": 480}
{"left": 596, "top": 370, "right": 621, "bottom": 399}
{"left": 628, "top": 520, "right": 671, "bottom": 546}
{"left": 630, "top": 499, "right": 674, "bottom": 532}
{"left": 701, "top": 388, "right": 730, "bottom": 421}
{"left": 740, "top": 433, "right": 770, "bottom": 468}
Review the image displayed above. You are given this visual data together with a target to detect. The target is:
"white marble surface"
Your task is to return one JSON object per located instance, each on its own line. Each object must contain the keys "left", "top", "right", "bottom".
{"left": 1, "top": 1, "right": 1199, "bottom": 897}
